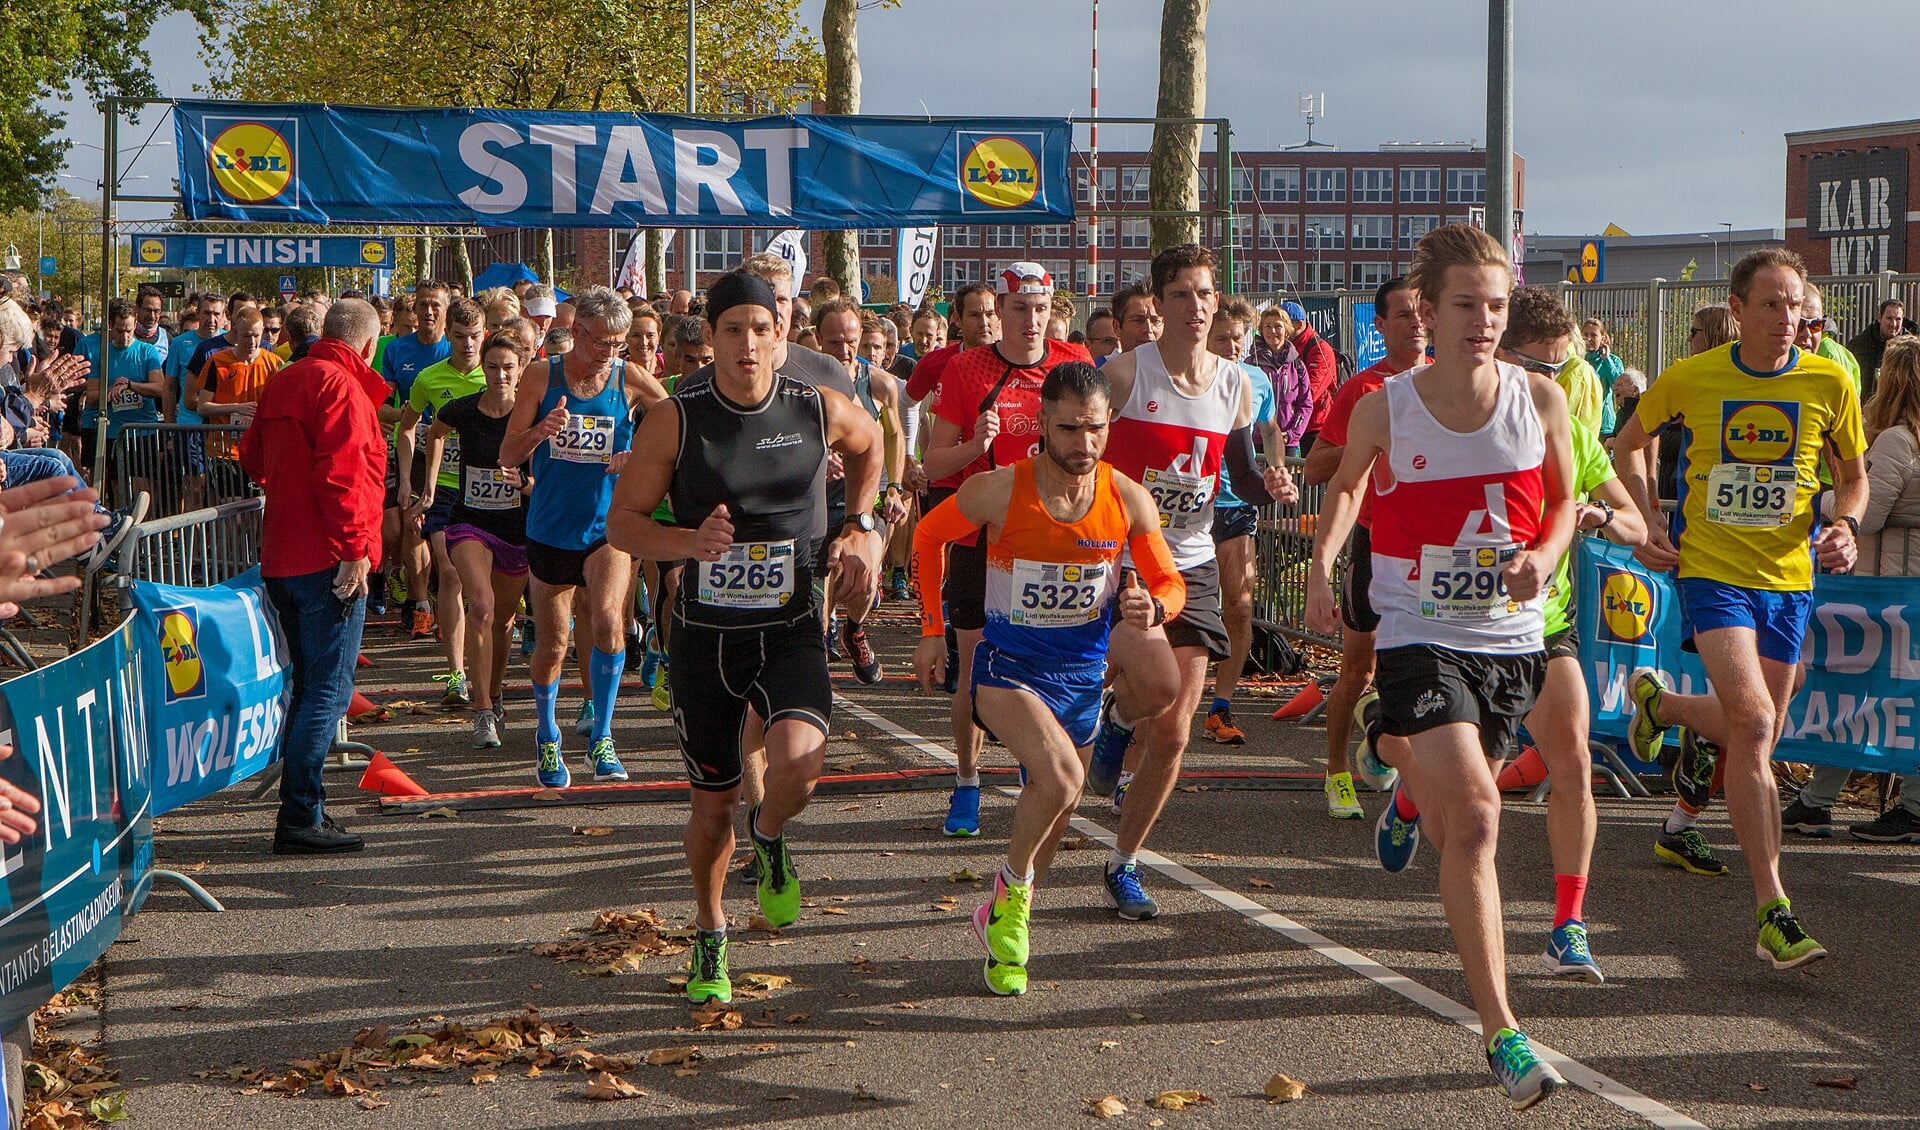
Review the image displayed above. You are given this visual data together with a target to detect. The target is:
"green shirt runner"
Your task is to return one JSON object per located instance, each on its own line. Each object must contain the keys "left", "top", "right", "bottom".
{"left": 411, "top": 359, "right": 486, "bottom": 490}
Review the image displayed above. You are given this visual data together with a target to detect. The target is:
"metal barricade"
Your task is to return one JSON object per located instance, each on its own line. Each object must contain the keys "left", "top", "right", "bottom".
{"left": 115, "top": 497, "right": 264, "bottom": 589}
{"left": 109, "top": 422, "right": 256, "bottom": 519}
{"left": 1252, "top": 458, "right": 1344, "bottom": 649}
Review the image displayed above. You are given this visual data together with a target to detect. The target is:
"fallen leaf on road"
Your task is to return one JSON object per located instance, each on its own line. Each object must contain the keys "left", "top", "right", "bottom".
{"left": 470, "top": 1070, "right": 498, "bottom": 1085}
{"left": 928, "top": 898, "right": 958, "bottom": 913}
{"left": 1264, "top": 1073, "right": 1308, "bottom": 1103}
{"left": 894, "top": 1001, "right": 921, "bottom": 1010}
{"left": 863, "top": 1019, "right": 887, "bottom": 1027}
{"left": 949, "top": 868, "right": 983, "bottom": 883}
{"left": 836, "top": 803, "right": 862, "bottom": 811}
{"left": 784, "top": 1012, "right": 810, "bottom": 1024}
{"left": 689, "top": 1003, "right": 745, "bottom": 1031}
{"left": 1816, "top": 1075, "right": 1859, "bottom": 1090}
{"left": 820, "top": 907, "right": 849, "bottom": 916}
{"left": 1124, "top": 1012, "right": 1148, "bottom": 1023}
{"left": 853, "top": 1083, "right": 879, "bottom": 1101}
{"left": 740, "top": 973, "right": 793, "bottom": 991}
{"left": 531, "top": 788, "right": 563, "bottom": 801}
{"left": 747, "top": 914, "right": 782, "bottom": 933}
{"left": 573, "top": 826, "right": 613, "bottom": 837}
{"left": 583, "top": 1070, "right": 646, "bottom": 1100}
{"left": 1150, "top": 1090, "right": 1213, "bottom": 1110}
{"left": 354, "top": 1095, "right": 388, "bottom": 1111}
{"left": 1177, "top": 784, "right": 1203, "bottom": 793}
{"left": 421, "top": 807, "right": 460, "bottom": 820}
{"left": 1057, "top": 832, "right": 1092, "bottom": 851}
{"left": 1098, "top": 1041, "right": 1119, "bottom": 1052}
{"left": 1088, "top": 1095, "right": 1128, "bottom": 1118}
{"left": 644, "top": 1047, "right": 701, "bottom": 1067}
{"left": 1193, "top": 852, "right": 1225, "bottom": 861}
{"left": 1249, "top": 878, "right": 1274, "bottom": 888}
{"left": 674, "top": 1067, "right": 700, "bottom": 1077}
{"left": 1746, "top": 1082, "right": 1768, "bottom": 1092}
{"left": 746, "top": 1043, "right": 777, "bottom": 1053}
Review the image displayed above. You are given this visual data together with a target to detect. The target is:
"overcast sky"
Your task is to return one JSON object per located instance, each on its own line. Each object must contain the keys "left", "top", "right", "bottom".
{"left": 54, "top": 0, "right": 1917, "bottom": 235}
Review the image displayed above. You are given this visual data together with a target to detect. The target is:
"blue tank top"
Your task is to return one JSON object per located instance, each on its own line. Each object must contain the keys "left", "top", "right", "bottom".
{"left": 526, "top": 356, "right": 635, "bottom": 549}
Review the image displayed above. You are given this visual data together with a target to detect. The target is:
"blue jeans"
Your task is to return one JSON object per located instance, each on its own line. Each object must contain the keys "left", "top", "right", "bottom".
{"left": 266, "top": 568, "right": 366, "bottom": 828}
{"left": 2, "top": 448, "right": 107, "bottom": 515}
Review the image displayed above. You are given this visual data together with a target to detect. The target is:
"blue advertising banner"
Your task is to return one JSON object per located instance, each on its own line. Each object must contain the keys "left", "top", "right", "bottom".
{"left": 130, "top": 234, "right": 396, "bottom": 270}
{"left": 173, "top": 101, "right": 1074, "bottom": 230}
{"left": 0, "top": 621, "right": 154, "bottom": 1033}
{"left": 1574, "top": 538, "right": 1920, "bottom": 775}
{"left": 128, "top": 569, "right": 288, "bottom": 817}
{"left": 1351, "top": 301, "right": 1385, "bottom": 371}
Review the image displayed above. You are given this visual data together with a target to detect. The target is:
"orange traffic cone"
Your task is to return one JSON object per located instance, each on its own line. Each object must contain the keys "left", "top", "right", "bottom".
{"left": 358, "top": 751, "right": 428, "bottom": 797}
{"left": 356, "top": 653, "right": 374, "bottom": 668}
{"left": 1496, "top": 745, "right": 1549, "bottom": 792}
{"left": 1272, "top": 680, "right": 1324, "bottom": 720}
{"left": 349, "top": 691, "right": 390, "bottom": 723}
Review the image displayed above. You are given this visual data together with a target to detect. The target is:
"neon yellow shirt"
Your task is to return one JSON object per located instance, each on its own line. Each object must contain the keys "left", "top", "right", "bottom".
{"left": 1543, "top": 423, "right": 1614, "bottom": 636}
{"left": 1636, "top": 342, "right": 1865, "bottom": 591}
{"left": 411, "top": 359, "right": 486, "bottom": 489}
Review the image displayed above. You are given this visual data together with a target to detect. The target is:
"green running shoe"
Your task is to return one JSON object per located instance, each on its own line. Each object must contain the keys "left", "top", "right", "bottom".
{"left": 436, "top": 670, "right": 470, "bottom": 707}
{"left": 685, "top": 931, "right": 732, "bottom": 1003}
{"left": 981, "top": 957, "right": 1028, "bottom": 997}
{"left": 972, "top": 870, "right": 1032, "bottom": 967}
{"left": 1756, "top": 898, "right": 1828, "bottom": 970}
{"left": 1626, "top": 666, "right": 1670, "bottom": 764}
{"left": 651, "top": 666, "right": 673, "bottom": 712}
{"left": 751, "top": 810, "right": 800, "bottom": 928}
{"left": 574, "top": 700, "right": 596, "bottom": 737}
{"left": 1486, "top": 1027, "right": 1563, "bottom": 1111}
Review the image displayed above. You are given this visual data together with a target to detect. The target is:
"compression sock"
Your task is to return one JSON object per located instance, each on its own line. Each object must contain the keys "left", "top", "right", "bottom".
{"left": 1394, "top": 787, "right": 1421, "bottom": 822}
{"left": 532, "top": 678, "right": 560, "bottom": 746}
{"left": 1210, "top": 696, "right": 1231, "bottom": 715}
{"left": 1554, "top": 874, "right": 1589, "bottom": 927}
{"left": 589, "top": 647, "right": 625, "bottom": 743}
{"left": 1664, "top": 805, "right": 1700, "bottom": 834}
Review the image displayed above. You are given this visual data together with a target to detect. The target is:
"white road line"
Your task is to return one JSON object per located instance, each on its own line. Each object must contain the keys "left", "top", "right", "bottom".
{"left": 839, "top": 698, "right": 1709, "bottom": 1130}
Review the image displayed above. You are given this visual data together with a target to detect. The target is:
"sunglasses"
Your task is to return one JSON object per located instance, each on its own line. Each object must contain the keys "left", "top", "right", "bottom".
{"left": 1509, "top": 350, "right": 1571, "bottom": 377}
{"left": 1799, "top": 317, "right": 1828, "bottom": 332}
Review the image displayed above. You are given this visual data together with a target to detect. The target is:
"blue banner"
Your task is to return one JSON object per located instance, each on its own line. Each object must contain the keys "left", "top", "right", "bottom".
{"left": 131, "top": 234, "right": 396, "bottom": 270}
{"left": 173, "top": 101, "right": 1074, "bottom": 230}
{"left": 1575, "top": 538, "right": 1920, "bottom": 775}
{"left": 0, "top": 621, "right": 154, "bottom": 1033}
{"left": 128, "top": 569, "right": 288, "bottom": 817}
{"left": 1351, "top": 301, "right": 1385, "bottom": 371}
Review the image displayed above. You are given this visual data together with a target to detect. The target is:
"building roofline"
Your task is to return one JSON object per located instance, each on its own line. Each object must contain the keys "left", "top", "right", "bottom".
{"left": 1786, "top": 120, "right": 1920, "bottom": 145}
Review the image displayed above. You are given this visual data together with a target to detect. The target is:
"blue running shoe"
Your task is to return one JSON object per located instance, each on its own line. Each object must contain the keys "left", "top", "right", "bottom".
{"left": 1542, "top": 919, "right": 1605, "bottom": 984}
{"left": 944, "top": 785, "right": 982, "bottom": 837}
{"left": 1486, "top": 1028, "right": 1564, "bottom": 1111}
{"left": 638, "top": 629, "right": 661, "bottom": 689}
{"left": 588, "top": 737, "right": 629, "bottom": 783}
{"left": 536, "top": 741, "right": 570, "bottom": 789}
{"left": 574, "top": 700, "right": 595, "bottom": 738}
{"left": 1375, "top": 782, "right": 1421, "bottom": 873}
{"left": 1086, "top": 690, "right": 1134, "bottom": 797}
{"left": 1103, "top": 862, "right": 1159, "bottom": 921}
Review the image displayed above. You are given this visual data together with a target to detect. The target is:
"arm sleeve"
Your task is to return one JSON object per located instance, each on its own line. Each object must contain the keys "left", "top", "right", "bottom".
{"left": 912, "top": 496, "right": 983, "bottom": 637}
{"left": 1221, "top": 424, "right": 1274, "bottom": 507}
{"left": 1127, "top": 531, "right": 1186, "bottom": 624}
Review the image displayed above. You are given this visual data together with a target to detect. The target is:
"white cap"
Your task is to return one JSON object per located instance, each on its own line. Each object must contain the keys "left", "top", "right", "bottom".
{"left": 995, "top": 262, "right": 1053, "bottom": 295}
{"left": 524, "top": 295, "right": 558, "bottom": 317}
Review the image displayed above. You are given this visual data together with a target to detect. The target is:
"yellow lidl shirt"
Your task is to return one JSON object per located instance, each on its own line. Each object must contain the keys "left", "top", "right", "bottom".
{"left": 1635, "top": 342, "right": 1864, "bottom": 591}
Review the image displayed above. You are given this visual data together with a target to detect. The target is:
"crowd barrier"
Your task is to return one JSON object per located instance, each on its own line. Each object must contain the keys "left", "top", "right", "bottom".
{"left": 107, "top": 423, "right": 257, "bottom": 519}
{"left": 1251, "top": 458, "right": 1344, "bottom": 650}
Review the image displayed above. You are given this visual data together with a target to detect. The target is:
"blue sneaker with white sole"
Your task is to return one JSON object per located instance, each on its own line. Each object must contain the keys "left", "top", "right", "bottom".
{"left": 944, "top": 785, "right": 982, "bottom": 837}
{"left": 536, "top": 741, "right": 570, "bottom": 789}
{"left": 574, "top": 700, "right": 595, "bottom": 738}
{"left": 1374, "top": 781, "right": 1421, "bottom": 873}
{"left": 1103, "top": 862, "right": 1159, "bottom": 920}
{"left": 1086, "top": 690, "right": 1133, "bottom": 797}
{"left": 1542, "top": 920, "right": 1605, "bottom": 984}
{"left": 587, "top": 737, "right": 629, "bottom": 782}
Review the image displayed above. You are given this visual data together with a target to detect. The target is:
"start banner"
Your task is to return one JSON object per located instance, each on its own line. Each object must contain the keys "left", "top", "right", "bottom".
{"left": 173, "top": 101, "right": 1074, "bottom": 230}
{"left": 1575, "top": 538, "right": 1920, "bottom": 775}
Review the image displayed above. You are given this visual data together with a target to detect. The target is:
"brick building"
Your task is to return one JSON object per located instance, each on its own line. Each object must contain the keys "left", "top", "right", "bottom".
{"left": 446, "top": 142, "right": 1522, "bottom": 301}
{"left": 1786, "top": 119, "right": 1918, "bottom": 274}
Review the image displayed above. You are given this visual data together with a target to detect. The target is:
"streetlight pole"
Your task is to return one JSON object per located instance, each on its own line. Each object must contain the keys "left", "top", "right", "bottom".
{"left": 1485, "top": 0, "right": 1515, "bottom": 255}
{"left": 683, "top": 0, "right": 697, "bottom": 294}
{"left": 1719, "top": 221, "right": 1734, "bottom": 279}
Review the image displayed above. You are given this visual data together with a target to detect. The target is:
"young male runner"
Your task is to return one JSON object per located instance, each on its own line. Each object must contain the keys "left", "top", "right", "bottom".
{"left": 606, "top": 271, "right": 883, "bottom": 1005}
{"left": 1611, "top": 247, "right": 1866, "bottom": 969}
{"left": 922, "top": 266, "right": 1093, "bottom": 835}
{"left": 383, "top": 282, "right": 451, "bottom": 640}
{"left": 501, "top": 288, "right": 667, "bottom": 787}
{"left": 1303, "top": 277, "right": 1425, "bottom": 817}
{"left": 912, "top": 362, "right": 1183, "bottom": 995}
{"left": 419, "top": 330, "right": 533, "bottom": 748}
{"left": 1306, "top": 224, "right": 1577, "bottom": 1109}
{"left": 401, "top": 297, "right": 489, "bottom": 706}
{"left": 1085, "top": 244, "right": 1296, "bottom": 920}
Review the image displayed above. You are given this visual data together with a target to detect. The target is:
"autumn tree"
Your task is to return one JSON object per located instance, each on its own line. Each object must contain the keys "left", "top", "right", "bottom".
{"left": 1148, "top": 0, "right": 1208, "bottom": 254}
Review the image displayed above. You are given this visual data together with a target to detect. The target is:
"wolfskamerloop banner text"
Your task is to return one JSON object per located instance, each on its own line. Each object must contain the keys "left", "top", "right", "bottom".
{"left": 173, "top": 101, "right": 1073, "bottom": 230}
{"left": 1576, "top": 537, "right": 1920, "bottom": 775}
{"left": 0, "top": 572, "right": 288, "bottom": 1032}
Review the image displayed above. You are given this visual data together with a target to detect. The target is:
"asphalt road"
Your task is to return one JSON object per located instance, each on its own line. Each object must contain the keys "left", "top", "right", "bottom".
{"left": 88, "top": 606, "right": 1920, "bottom": 1128}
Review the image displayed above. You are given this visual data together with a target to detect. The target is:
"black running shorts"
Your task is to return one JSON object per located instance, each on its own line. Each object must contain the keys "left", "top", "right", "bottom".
{"left": 670, "top": 614, "right": 832, "bottom": 792}
{"left": 1373, "top": 643, "right": 1545, "bottom": 761}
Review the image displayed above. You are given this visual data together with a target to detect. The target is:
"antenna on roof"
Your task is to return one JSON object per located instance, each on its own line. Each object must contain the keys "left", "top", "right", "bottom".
{"left": 1289, "top": 93, "right": 1332, "bottom": 150}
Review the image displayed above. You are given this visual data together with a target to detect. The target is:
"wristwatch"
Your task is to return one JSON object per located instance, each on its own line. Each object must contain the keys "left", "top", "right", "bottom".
{"left": 1837, "top": 514, "right": 1861, "bottom": 538}
{"left": 843, "top": 511, "right": 878, "bottom": 536}
{"left": 1594, "top": 498, "right": 1616, "bottom": 529}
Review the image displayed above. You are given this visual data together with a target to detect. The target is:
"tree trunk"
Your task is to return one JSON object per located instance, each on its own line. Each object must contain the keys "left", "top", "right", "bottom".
{"left": 1148, "top": 0, "right": 1208, "bottom": 255}
{"left": 414, "top": 236, "right": 432, "bottom": 287}
{"left": 537, "top": 228, "right": 556, "bottom": 285}
{"left": 452, "top": 237, "right": 474, "bottom": 294}
{"left": 646, "top": 230, "right": 668, "bottom": 296}
{"left": 820, "top": 0, "right": 861, "bottom": 299}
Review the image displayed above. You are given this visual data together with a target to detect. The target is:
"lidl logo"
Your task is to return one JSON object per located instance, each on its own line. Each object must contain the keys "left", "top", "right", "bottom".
{"left": 158, "top": 607, "right": 207, "bottom": 702}
{"left": 360, "top": 240, "right": 388, "bottom": 266}
{"left": 137, "top": 239, "right": 166, "bottom": 265}
{"left": 959, "top": 133, "right": 1041, "bottom": 211}
{"left": 1598, "top": 570, "right": 1654, "bottom": 645}
{"left": 1475, "top": 547, "right": 1497, "bottom": 568}
{"left": 748, "top": 544, "right": 768, "bottom": 561}
{"left": 1062, "top": 565, "right": 1082, "bottom": 583}
{"left": 208, "top": 121, "right": 296, "bottom": 205}
{"left": 1721, "top": 401, "right": 1798, "bottom": 466}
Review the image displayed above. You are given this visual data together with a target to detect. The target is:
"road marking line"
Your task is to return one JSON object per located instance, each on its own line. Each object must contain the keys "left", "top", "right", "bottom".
{"left": 839, "top": 698, "right": 1708, "bottom": 1130}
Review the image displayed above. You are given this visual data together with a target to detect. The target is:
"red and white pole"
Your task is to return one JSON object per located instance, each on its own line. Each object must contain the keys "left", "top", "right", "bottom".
{"left": 1087, "top": 0, "right": 1100, "bottom": 300}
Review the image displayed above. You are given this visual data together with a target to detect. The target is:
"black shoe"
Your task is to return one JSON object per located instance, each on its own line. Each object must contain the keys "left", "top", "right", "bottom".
{"left": 825, "top": 617, "right": 844, "bottom": 660}
{"left": 273, "top": 816, "right": 366, "bottom": 855}
{"left": 1781, "top": 798, "right": 1835, "bottom": 838}
{"left": 1849, "top": 806, "right": 1920, "bottom": 843}
{"left": 843, "top": 622, "right": 883, "bottom": 684}
{"left": 1671, "top": 727, "right": 1718, "bottom": 812}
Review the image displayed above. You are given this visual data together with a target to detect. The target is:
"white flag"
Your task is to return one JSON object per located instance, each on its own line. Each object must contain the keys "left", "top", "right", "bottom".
{"left": 894, "top": 227, "right": 939, "bottom": 311}
{"left": 764, "top": 229, "right": 808, "bottom": 289}
{"left": 615, "top": 233, "right": 646, "bottom": 290}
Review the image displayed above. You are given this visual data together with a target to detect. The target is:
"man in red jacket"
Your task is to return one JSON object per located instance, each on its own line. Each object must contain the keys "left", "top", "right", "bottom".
{"left": 239, "top": 299, "right": 387, "bottom": 854}
{"left": 1284, "top": 301, "right": 1340, "bottom": 454}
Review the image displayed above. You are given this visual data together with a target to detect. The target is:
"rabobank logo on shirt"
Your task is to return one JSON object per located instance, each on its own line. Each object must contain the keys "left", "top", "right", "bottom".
{"left": 1721, "top": 401, "right": 1798, "bottom": 465}
{"left": 205, "top": 117, "right": 300, "bottom": 209}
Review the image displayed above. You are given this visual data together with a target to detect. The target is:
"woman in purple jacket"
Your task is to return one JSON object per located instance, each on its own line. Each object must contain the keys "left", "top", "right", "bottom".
{"left": 1247, "top": 305, "right": 1312, "bottom": 456}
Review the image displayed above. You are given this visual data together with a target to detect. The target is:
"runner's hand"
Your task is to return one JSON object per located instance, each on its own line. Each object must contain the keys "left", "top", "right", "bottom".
{"left": 406, "top": 490, "right": 432, "bottom": 522}
{"left": 1813, "top": 523, "right": 1857, "bottom": 573}
{"left": 502, "top": 468, "right": 524, "bottom": 489}
{"left": 333, "top": 555, "right": 371, "bottom": 601}
{"left": 1263, "top": 463, "right": 1299, "bottom": 506}
{"left": 913, "top": 636, "right": 947, "bottom": 695}
{"left": 974, "top": 407, "right": 1000, "bottom": 451}
{"left": 826, "top": 527, "right": 881, "bottom": 608}
{"left": 606, "top": 451, "right": 630, "bottom": 476}
{"left": 0, "top": 747, "right": 41, "bottom": 844}
{"left": 691, "top": 504, "right": 734, "bottom": 562}
{"left": 882, "top": 489, "right": 909, "bottom": 526}
{"left": 903, "top": 459, "right": 927, "bottom": 493}
{"left": 1634, "top": 522, "right": 1679, "bottom": 572}
{"left": 1117, "top": 568, "right": 1154, "bottom": 630}
{"left": 1500, "top": 548, "right": 1552, "bottom": 601}
{"left": 535, "top": 395, "right": 570, "bottom": 439}
{"left": 1305, "top": 577, "right": 1339, "bottom": 637}
{"left": 825, "top": 451, "right": 845, "bottom": 484}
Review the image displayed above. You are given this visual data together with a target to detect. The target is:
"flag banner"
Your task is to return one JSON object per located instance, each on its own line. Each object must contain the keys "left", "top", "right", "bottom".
{"left": 894, "top": 227, "right": 939, "bottom": 310}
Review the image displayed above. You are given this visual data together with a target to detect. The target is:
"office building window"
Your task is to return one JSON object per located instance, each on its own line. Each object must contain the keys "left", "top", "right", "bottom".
{"left": 1259, "top": 166, "right": 1301, "bottom": 203}
{"left": 1303, "top": 261, "right": 1345, "bottom": 291}
{"left": 1353, "top": 168, "right": 1394, "bottom": 204}
{"left": 1229, "top": 215, "right": 1254, "bottom": 251}
{"left": 1352, "top": 215, "right": 1392, "bottom": 251}
{"left": 1447, "top": 167, "right": 1486, "bottom": 204}
{"left": 1258, "top": 215, "right": 1299, "bottom": 250}
{"left": 1398, "top": 214, "right": 1440, "bottom": 251}
{"left": 985, "top": 225, "right": 1025, "bottom": 249}
{"left": 1256, "top": 261, "right": 1299, "bottom": 291}
{"left": 941, "top": 259, "right": 981, "bottom": 291}
{"left": 1031, "top": 224, "right": 1072, "bottom": 249}
{"left": 1076, "top": 262, "right": 1118, "bottom": 294}
{"left": 1400, "top": 167, "right": 1442, "bottom": 203}
{"left": 1120, "top": 218, "right": 1151, "bottom": 249}
{"left": 1351, "top": 262, "right": 1393, "bottom": 290}
{"left": 695, "top": 229, "right": 743, "bottom": 272}
{"left": 858, "top": 229, "right": 891, "bottom": 248}
{"left": 944, "top": 225, "right": 979, "bottom": 248}
{"left": 1121, "top": 167, "right": 1151, "bottom": 204}
{"left": 1077, "top": 219, "right": 1116, "bottom": 249}
{"left": 864, "top": 257, "right": 893, "bottom": 279}
{"left": 1231, "top": 167, "right": 1255, "bottom": 204}
{"left": 1305, "top": 216, "right": 1346, "bottom": 250}
{"left": 1305, "top": 167, "right": 1346, "bottom": 203}
{"left": 1118, "top": 260, "right": 1150, "bottom": 286}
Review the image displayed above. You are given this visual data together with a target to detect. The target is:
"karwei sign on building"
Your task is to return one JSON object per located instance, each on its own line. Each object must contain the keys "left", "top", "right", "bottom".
{"left": 1808, "top": 149, "right": 1907, "bottom": 273}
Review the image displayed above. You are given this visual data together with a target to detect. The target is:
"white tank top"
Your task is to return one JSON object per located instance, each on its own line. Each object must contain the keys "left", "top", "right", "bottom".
{"left": 1368, "top": 361, "right": 1547, "bottom": 654}
{"left": 1106, "top": 342, "right": 1243, "bottom": 571}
